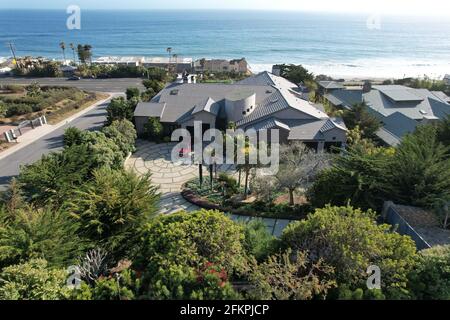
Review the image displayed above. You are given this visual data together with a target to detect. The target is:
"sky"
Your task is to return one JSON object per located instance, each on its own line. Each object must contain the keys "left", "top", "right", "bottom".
{"left": 1, "top": 0, "right": 450, "bottom": 16}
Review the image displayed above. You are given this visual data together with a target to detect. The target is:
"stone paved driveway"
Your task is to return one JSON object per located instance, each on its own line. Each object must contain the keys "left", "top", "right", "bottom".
{"left": 125, "top": 140, "right": 201, "bottom": 214}
{"left": 126, "top": 140, "right": 295, "bottom": 236}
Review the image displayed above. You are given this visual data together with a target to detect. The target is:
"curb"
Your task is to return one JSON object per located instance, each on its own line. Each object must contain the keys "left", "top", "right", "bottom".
{"left": 0, "top": 94, "right": 114, "bottom": 161}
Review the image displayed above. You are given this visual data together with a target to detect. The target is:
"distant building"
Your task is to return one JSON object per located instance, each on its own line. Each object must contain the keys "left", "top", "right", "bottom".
{"left": 142, "top": 57, "right": 193, "bottom": 73}
{"left": 92, "top": 56, "right": 193, "bottom": 72}
{"left": 134, "top": 71, "right": 347, "bottom": 151}
{"left": 194, "top": 58, "right": 250, "bottom": 74}
{"left": 322, "top": 84, "right": 450, "bottom": 146}
{"left": 444, "top": 74, "right": 450, "bottom": 86}
{"left": 0, "top": 67, "right": 12, "bottom": 76}
{"left": 93, "top": 56, "right": 142, "bottom": 67}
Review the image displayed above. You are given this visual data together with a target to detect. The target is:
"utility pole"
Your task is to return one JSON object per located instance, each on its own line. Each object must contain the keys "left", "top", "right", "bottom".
{"left": 7, "top": 41, "right": 20, "bottom": 70}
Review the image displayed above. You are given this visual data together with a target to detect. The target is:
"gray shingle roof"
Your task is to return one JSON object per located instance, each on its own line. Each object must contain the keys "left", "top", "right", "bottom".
{"left": 324, "top": 89, "right": 363, "bottom": 109}
{"left": 192, "top": 97, "right": 220, "bottom": 115}
{"left": 318, "top": 81, "right": 345, "bottom": 90}
{"left": 246, "top": 118, "right": 291, "bottom": 131}
{"left": 364, "top": 85, "right": 450, "bottom": 120}
{"left": 134, "top": 102, "right": 165, "bottom": 117}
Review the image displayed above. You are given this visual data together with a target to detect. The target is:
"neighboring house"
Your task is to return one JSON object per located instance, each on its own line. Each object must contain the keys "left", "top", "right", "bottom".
{"left": 194, "top": 58, "right": 250, "bottom": 74}
{"left": 322, "top": 84, "right": 450, "bottom": 146}
{"left": 134, "top": 71, "right": 347, "bottom": 151}
{"left": 432, "top": 91, "right": 450, "bottom": 104}
{"left": 382, "top": 201, "right": 450, "bottom": 250}
{"left": 364, "top": 85, "right": 450, "bottom": 146}
{"left": 142, "top": 57, "right": 193, "bottom": 73}
{"left": 323, "top": 89, "right": 363, "bottom": 110}
{"left": 444, "top": 74, "right": 450, "bottom": 86}
{"left": 93, "top": 56, "right": 142, "bottom": 67}
{"left": 317, "top": 81, "right": 345, "bottom": 96}
{"left": 92, "top": 56, "right": 193, "bottom": 72}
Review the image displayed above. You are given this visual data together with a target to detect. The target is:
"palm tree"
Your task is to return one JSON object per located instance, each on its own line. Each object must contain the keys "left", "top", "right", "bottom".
{"left": 69, "top": 43, "right": 76, "bottom": 64}
{"left": 59, "top": 42, "right": 66, "bottom": 62}
{"left": 166, "top": 47, "right": 172, "bottom": 72}
{"left": 84, "top": 44, "right": 93, "bottom": 64}
{"left": 173, "top": 54, "right": 178, "bottom": 73}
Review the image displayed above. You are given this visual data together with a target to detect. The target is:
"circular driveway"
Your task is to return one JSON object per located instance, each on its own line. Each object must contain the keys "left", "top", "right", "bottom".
{"left": 126, "top": 140, "right": 295, "bottom": 236}
{"left": 125, "top": 140, "right": 201, "bottom": 214}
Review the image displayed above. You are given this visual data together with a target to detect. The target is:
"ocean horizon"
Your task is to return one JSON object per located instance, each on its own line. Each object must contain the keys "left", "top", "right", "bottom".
{"left": 1, "top": 9, "right": 450, "bottom": 79}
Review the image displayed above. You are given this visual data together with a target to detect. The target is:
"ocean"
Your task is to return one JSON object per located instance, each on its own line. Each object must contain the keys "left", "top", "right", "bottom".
{"left": 1, "top": 9, "right": 450, "bottom": 79}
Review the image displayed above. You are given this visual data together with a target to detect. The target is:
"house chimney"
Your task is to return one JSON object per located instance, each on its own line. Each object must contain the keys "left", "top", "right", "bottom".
{"left": 363, "top": 81, "right": 372, "bottom": 93}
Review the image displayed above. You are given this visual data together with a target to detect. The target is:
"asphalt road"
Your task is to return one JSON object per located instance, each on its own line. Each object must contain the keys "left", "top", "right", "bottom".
{"left": 0, "top": 77, "right": 145, "bottom": 92}
{"left": 0, "top": 99, "right": 111, "bottom": 190}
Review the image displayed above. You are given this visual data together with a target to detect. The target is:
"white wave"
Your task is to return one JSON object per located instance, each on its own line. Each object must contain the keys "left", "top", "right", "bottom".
{"left": 249, "top": 58, "right": 450, "bottom": 80}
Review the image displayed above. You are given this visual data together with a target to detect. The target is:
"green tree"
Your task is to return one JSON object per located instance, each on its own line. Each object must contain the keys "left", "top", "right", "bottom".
{"left": 436, "top": 114, "right": 450, "bottom": 147}
{"left": 18, "top": 144, "right": 99, "bottom": 206}
{"left": 274, "top": 64, "right": 314, "bottom": 84}
{"left": 0, "top": 205, "right": 84, "bottom": 268}
{"left": 125, "top": 87, "right": 140, "bottom": 101}
{"left": 281, "top": 205, "right": 417, "bottom": 298}
{"left": 0, "top": 259, "right": 70, "bottom": 300}
{"left": 144, "top": 117, "right": 164, "bottom": 141}
{"left": 142, "top": 79, "right": 165, "bottom": 92}
{"left": 64, "top": 167, "right": 159, "bottom": 260}
{"left": 63, "top": 127, "right": 84, "bottom": 147}
{"left": 76, "top": 131, "right": 124, "bottom": 169}
{"left": 342, "top": 103, "right": 381, "bottom": 140}
{"left": 106, "top": 97, "right": 135, "bottom": 124}
{"left": 388, "top": 125, "right": 450, "bottom": 207}
{"left": 308, "top": 146, "right": 393, "bottom": 211}
{"left": 102, "top": 119, "right": 137, "bottom": 156}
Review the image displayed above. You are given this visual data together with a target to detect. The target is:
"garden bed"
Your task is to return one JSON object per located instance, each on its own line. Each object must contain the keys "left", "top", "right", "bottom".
{"left": 181, "top": 177, "right": 312, "bottom": 220}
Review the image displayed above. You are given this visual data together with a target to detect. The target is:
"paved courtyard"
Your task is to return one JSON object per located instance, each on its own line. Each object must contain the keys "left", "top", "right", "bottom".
{"left": 125, "top": 140, "right": 295, "bottom": 236}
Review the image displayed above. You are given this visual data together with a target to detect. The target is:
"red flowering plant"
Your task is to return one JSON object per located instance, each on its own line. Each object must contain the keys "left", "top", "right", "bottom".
{"left": 196, "top": 261, "right": 229, "bottom": 288}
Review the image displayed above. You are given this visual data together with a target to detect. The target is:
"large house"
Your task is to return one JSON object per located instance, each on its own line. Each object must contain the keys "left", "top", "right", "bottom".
{"left": 134, "top": 72, "right": 347, "bottom": 151}
{"left": 322, "top": 83, "right": 450, "bottom": 146}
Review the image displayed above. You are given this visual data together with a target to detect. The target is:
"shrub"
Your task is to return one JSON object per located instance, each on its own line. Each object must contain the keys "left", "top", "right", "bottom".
{"left": 5, "top": 103, "right": 33, "bottom": 117}
{"left": 4, "top": 84, "right": 25, "bottom": 93}
{"left": 102, "top": 119, "right": 137, "bottom": 156}
{"left": 0, "top": 205, "right": 84, "bottom": 268}
{"left": 242, "top": 219, "right": 275, "bottom": 261}
{"left": 144, "top": 117, "right": 164, "bottom": 141}
{"left": 0, "top": 101, "right": 6, "bottom": 117}
{"left": 125, "top": 87, "right": 140, "bottom": 101}
{"left": 246, "top": 249, "right": 335, "bottom": 300}
{"left": 106, "top": 97, "right": 135, "bottom": 124}
{"left": 409, "top": 245, "right": 450, "bottom": 300}
{"left": 64, "top": 167, "right": 159, "bottom": 260}
{"left": 0, "top": 259, "right": 70, "bottom": 300}
{"left": 280, "top": 205, "right": 418, "bottom": 298}
{"left": 137, "top": 210, "right": 248, "bottom": 299}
